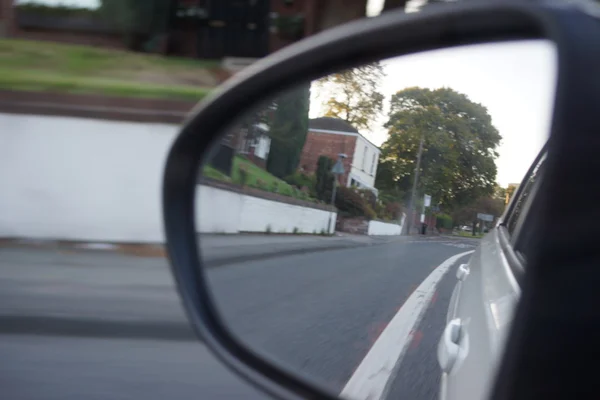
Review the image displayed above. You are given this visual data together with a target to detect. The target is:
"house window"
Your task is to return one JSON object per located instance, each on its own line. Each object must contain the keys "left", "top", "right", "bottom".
{"left": 370, "top": 153, "right": 376, "bottom": 175}
{"left": 362, "top": 146, "right": 368, "bottom": 171}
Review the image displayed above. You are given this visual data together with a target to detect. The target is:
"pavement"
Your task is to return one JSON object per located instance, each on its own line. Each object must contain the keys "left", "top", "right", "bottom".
{"left": 0, "top": 233, "right": 479, "bottom": 399}
{"left": 200, "top": 233, "right": 410, "bottom": 266}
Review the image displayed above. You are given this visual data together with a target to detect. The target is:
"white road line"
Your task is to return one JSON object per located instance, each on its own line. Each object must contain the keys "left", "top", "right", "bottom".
{"left": 340, "top": 250, "right": 475, "bottom": 400}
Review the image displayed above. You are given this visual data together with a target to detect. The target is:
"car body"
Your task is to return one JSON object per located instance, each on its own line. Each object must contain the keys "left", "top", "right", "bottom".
{"left": 438, "top": 149, "right": 546, "bottom": 400}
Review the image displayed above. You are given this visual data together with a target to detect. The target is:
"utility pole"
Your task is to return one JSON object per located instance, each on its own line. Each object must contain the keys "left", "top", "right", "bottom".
{"left": 328, "top": 154, "right": 347, "bottom": 234}
{"left": 405, "top": 134, "right": 425, "bottom": 235}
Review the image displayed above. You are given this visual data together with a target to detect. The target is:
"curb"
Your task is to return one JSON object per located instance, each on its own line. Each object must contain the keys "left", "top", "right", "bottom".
{"left": 0, "top": 236, "right": 406, "bottom": 266}
{"left": 0, "top": 315, "right": 197, "bottom": 342}
{"left": 203, "top": 237, "right": 404, "bottom": 267}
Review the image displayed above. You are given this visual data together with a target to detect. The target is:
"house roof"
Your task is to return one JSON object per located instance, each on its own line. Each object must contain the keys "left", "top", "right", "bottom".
{"left": 308, "top": 117, "right": 359, "bottom": 133}
{"left": 308, "top": 117, "right": 380, "bottom": 151}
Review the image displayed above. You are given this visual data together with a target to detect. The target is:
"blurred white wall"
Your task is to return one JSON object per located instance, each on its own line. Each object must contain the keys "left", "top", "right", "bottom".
{"left": 196, "top": 185, "right": 336, "bottom": 235}
{"left": 0, "top": 113, "right": 336, "bottom": 242}
{"left": 367, "top": 218, "right": 404, "bottom": 236}
{"left": 0, "top": 113, "right": 177, "bottom": 242}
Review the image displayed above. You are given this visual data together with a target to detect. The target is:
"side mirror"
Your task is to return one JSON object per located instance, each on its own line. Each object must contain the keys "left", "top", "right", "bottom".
{"left": 162, "top": 2, "right": 600, "bottom": 399}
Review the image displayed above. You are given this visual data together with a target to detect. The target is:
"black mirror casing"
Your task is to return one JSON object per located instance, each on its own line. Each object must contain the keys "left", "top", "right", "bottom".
{"left": 163, "top": 1, "right": 600, "bottom": 399}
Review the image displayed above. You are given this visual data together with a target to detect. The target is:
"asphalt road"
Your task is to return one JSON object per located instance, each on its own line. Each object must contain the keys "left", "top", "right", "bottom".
{"left": 0, "top": 235, "right": 478, "bottom": 399}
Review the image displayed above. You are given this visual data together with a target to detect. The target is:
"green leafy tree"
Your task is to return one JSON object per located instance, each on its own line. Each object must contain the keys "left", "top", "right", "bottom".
{"left": 494, "top": 184, "right": 507, "bottom": 202}
{"left": 318, "top": 63, "right": 385, "bottom": 131}
{"left": 377, "top": 87, "right": 501, "bottom": 210}
{"left": 266, "top": 84, "right": 311, "bottom": 178}
{"left": 315, "top": 156, "right": 335, "bottom": 202}
{"left": 451, "top": 196, "right": 505, "bottom": 228}
{"left": 506, "top": 183, "right": 519, "bottom": 205}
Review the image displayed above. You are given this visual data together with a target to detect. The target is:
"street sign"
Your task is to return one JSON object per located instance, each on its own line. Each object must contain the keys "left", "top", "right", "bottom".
{"left": 477, "top": 213, "right": 494, "bottom": 222}
{"left": 424, "top": 194, "right": 432, "bottom": 207}
{"left": 331, "top": 160, "right": 345, "bottom": 175}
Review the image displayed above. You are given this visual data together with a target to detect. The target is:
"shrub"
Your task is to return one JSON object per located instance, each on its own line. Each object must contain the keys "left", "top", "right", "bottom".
{"left": 270, "top": 181, "right": 279, "bottom": 193}
{"left": 436, "top": 213, "right": 453, "bottom": 230}
{"left": 358, "top": 188, "right": 377, "bottom": 209}
{"left": 384, "top": 201, "right": 403, "bottom": 220}
{"left": 237, "top": 165, "right": 249, "bottom": 186}
{"left": 265, "top": 225, "right": 272, "bottom": 234}
{"left": 256, "top": 178, "right": 268, "bottom": 190}
{"left": 280, "top": 185, "right": 293, "bottom": 197}
{"left": 335, "top": 187, "right": 376, "bottom": 219}
{"left": 284, "top": 172, "right": 316, "bottom": 192}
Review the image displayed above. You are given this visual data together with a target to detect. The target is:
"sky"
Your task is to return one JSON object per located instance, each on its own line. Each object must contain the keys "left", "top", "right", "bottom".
{"left": 310, "top": 40, "right": 557, "bottom": 187}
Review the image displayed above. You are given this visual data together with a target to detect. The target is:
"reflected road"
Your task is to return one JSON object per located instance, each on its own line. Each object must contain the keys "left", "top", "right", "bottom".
{"left": 0, "top": 235, "right": 478, "bottom": 399}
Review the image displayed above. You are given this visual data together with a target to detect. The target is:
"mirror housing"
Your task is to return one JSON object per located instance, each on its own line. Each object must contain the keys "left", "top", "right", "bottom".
{"left": 163, "top": 1, "right": 600, "bottom": 399}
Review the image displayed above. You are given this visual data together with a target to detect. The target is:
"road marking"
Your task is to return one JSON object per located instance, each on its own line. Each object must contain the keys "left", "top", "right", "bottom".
{"left": 340, "top": 250, "right": 474, "bottom": 400}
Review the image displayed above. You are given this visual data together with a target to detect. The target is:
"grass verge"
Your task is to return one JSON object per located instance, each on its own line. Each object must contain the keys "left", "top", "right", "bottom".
{"left": 0, "top": 39, "right": 218, "bottom": 100}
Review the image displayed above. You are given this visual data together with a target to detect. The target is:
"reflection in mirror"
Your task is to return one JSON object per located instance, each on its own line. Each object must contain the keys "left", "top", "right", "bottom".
{"left": 196, "top": 40, "right": 556, "bottom": 399}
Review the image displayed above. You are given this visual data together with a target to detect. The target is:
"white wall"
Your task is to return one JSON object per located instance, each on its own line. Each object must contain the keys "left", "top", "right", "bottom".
{"left": 0, "top": 113, "right": 178, "bottom": 242}
{"left": 367, "top": 219, "right": 403, "bottom": 236}
{"left": 350, "top": 135, "right": 380, "bottom": 189}
{"left": 196, "top": 185, "right": 336, "bottom": 234}
{"left": 0, "top": 112, "right": 334, "bottom": 242}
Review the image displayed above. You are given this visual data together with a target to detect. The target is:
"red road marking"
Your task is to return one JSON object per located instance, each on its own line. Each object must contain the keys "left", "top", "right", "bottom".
{"left": 430, "top": 290, "right": 438, "bottom": 307}
{"left": 409, "top": 330, "right": 424, "bottom": 350}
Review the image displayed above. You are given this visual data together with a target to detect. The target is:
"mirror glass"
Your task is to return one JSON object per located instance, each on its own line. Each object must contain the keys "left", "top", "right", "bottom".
{"left": 195, "top": 40, "right": 556, "bottom": 398}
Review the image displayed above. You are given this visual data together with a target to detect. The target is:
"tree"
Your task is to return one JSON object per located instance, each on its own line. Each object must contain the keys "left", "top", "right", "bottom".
{"left": 266, "top": 85, "right": 311, "bottom": 178}
{"left": 494, "top": 184, "right": 507, "bottom": 203}
{"left": 451, "top": 196, "right": 505, "bottom": 228}
{"left": 377, "top": 87, "right": 501, "bottom": 210}
{"left": 506, "top": 184, "right": 519, "bottom": 205}
{"left": 315, "top": 156, "right": 335, "bottom": 202}
{"left": 317, "top": 63, "right": 385, "bottom": 131}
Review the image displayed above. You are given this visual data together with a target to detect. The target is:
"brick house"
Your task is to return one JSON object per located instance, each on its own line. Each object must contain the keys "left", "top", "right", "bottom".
{"left": 299, "top": 117, "right": 381, "bottom": 194}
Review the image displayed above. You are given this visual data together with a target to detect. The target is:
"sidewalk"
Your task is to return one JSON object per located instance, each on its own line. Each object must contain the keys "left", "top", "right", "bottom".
{"left": 199, "top": 233, "right": 407, "bottom": 266}
{"left": 0, "top": 233, "right": 408, "bottom": 267}
{"left": 0, "top": 234, "right": 407, "bottom": 339}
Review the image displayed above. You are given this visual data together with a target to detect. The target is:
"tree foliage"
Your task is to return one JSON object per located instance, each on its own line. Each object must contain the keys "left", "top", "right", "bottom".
{"left": 376, "top": 87, "right": 502, "bottom": 210}
{"left": 451, "top": 196, "right": 505, "bottom": 227}
{"left": 266, "top": 84, "right": 311, "bottom": 178}
{"left": 315, "top": 156, "right": 335, "bottom": 202}
{"left": 335, "top": 187, "right": 376, "bottom": 219}
{"left": 506, "top": 184, "right": 519, "bottom": 204}
{"left": 317, "top": 63, "right": 385, "bottom": 131}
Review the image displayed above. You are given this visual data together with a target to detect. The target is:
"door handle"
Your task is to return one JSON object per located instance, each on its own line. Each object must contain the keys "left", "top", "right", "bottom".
{"left": 438, "top": 318, "right": 462, "bottom": 373}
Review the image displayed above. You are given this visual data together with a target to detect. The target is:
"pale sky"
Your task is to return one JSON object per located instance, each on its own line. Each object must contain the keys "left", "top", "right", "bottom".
{"left": 310, "top": 40, "right": 557, "bottom": 187}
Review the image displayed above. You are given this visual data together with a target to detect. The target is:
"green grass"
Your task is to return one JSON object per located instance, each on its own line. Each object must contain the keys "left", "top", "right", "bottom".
{"left": 203, "top": 165, "right": 231, "bottom": 182}
{"left": 203, "top": 155, "right": 313, "bottom": 201}
{"left": 232, "top": 156, "right": 296, "bottom": 194}
{"left": 0, "top": 39, "right": 219, "bottom": 100}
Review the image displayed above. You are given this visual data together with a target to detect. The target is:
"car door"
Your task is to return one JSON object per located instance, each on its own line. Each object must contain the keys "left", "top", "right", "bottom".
{"left": 439, "top": 150, "right": 547, "bottom": 400}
